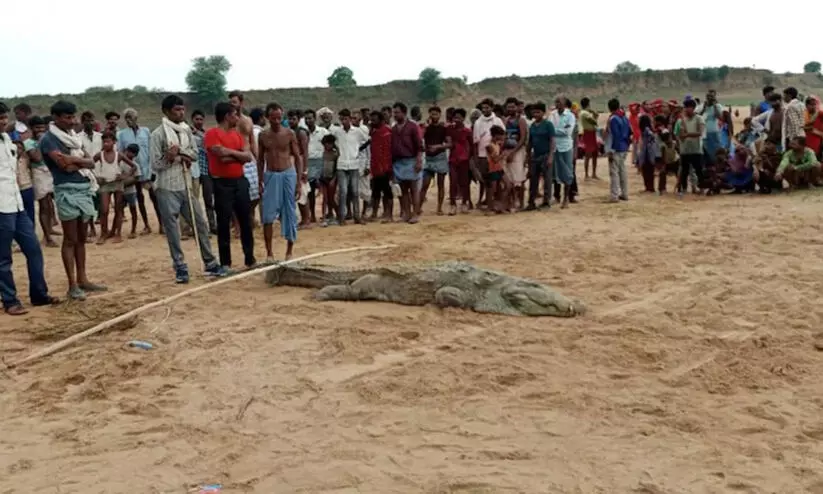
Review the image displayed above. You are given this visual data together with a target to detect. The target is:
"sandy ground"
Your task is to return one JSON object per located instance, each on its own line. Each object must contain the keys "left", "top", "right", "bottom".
{"left": 2, "top": 159, "right": 823, "bottom": 494}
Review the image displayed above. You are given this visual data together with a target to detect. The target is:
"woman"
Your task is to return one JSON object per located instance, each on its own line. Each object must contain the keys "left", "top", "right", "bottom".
{"left": 804, "top": 96, "right": 823, "bottom": 159}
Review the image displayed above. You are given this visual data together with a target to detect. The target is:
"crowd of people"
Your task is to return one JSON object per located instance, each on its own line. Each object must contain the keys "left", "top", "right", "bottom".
{"left": 1, "top": 85, "right": 821, "bottom": 315}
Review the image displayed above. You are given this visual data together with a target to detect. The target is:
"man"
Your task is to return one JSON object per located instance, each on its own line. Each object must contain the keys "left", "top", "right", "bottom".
{"left": 446, "top": 108, "right": 473, "bottom": 214}
{"left": 24, "top": 116, "right": 59, "bottom": 247}
{"left": 317, "top": 107, "right": 335, "bottom": 129}
{"left": 352, "top": 111, "right": 372, "bottom": 219}
{"left": 421, "top": 106, "right": 449, "bottom": 215}
{"left": 525, "top": 102, "right": 555, "bottom": 210}
{"left": 228, "top": 91, "right": 257, "bottom": 159}
{"left": 472, "top": 98, "right": 504, "bottom": 207}
{"left": 204, "top": 102, "right": 256, "bottom": 269}
{"left": 776, "top": 136, "right": 821, "bottom": 189}
{"left": 191, "top": 109, "right": 217, "bottom": 233}
{"left": 756, "top": 86, "right": 775, "bottom": 116}
{"left": 10, "top": 103, "right": 32, "bottom": 141}
{"left": 79, "top": 111, "right": 103, "bottom": 158}
{"left": 369, "top": 110, "right": 394, "bottom": 221}
{"left": 304, "top": 109, "right": 329, "bottom": 223}
{"left": 104, "top": 111, "right": 120, "bottom": 134}
{"left": 150, "top": 95, "right": 227, "bottom": 283}
{"left": 579, "top": 97, "right": 599, "bottom": 179}
{"left": 0, "top": 102, "right": 59, "bottom": 315}
{"left": 259, "top": 103, "right": 302, "bottom": 261}
{"left": 39, "top": 100, "right": 107, "bottom": 300}
{"left": 752, "top": 93, "right": 785, "bottom": 150}
{"left": 698, "top": 89, "right": 727, "bottom": 164}
{"left": 381, "top": 106, "right": 393, "bottom": 127}
{"left": 782, "top": 87, "right": 806, "bottom": 148}
{"left": 391, "top": 102, "right": 424, "bottom": 224}
{"left": 601, "top": 98, "right": 632, "bottom": 202}
{"left": 331, "top": 109, "right": 369, "bottom": 225}
{"left": 118, "top": 108, "right": 160, "bottom": 234}
{"left": 287, "top": 109, "right": 310, "bottom": 227}
{"left": 677, "top": 99, "right": 706, "bottom": 197}
{"left": 547, "top": 97, "right": 577, "bottom": 208}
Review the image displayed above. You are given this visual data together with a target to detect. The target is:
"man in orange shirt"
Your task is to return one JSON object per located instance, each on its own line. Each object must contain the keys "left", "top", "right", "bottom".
{"left": 204, "top": 102, "right": 255, "bottom": 270}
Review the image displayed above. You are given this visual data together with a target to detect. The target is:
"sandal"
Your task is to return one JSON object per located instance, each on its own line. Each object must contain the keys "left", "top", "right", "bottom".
{"left": 4, "top": 304, "right": 29, "bottom": 316}
{"left": 31, "top": 296, "right": 61, "bottom": 307}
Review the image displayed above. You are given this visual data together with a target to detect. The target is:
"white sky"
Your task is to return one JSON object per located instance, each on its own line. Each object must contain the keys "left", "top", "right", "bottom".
{"left": 3, "top": 0, "right": 819, "bottom": 98}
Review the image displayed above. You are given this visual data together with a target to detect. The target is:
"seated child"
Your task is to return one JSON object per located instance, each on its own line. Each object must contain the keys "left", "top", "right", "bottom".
{"left": 725, "top": 145, "right": 755, "bottom": 193}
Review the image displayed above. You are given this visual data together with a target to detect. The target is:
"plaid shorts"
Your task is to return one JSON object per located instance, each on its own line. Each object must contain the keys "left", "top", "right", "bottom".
{"left": 244, "top": 162, "right": 260, "bottom": 201}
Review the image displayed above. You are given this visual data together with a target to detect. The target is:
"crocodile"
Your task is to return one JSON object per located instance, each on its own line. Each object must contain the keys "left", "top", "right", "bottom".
{"left": 264, "top": 261, "right": 584, "bottom": 317}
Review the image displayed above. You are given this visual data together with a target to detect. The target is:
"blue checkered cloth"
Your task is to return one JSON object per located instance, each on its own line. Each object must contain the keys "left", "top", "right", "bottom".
{"left": 193, "top": 131, "right": 209, "bottom": 177}
{"left": 244, "top": 162, "right": 259, "bottom": 201}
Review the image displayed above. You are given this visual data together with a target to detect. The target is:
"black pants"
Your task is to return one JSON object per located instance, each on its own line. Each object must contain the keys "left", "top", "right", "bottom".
{"left": 679, "top": 153, "right": 704, "bottom": 193}
{"left": 200, "top": 174, "right": 217, "bottom": 231}
{"left": 213, "top": 177, "right": 255, "bottom": 268}
{"left": 371, "top": 175, "right": 393, "bottom": 204}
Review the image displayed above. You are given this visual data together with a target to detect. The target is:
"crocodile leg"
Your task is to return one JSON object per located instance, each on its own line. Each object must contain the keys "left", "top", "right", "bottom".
{"left": 314, "top": 274, "right": 387, "bottom": 302}
{"left": 434, "top": 286, "right": 470, "bottom": 308}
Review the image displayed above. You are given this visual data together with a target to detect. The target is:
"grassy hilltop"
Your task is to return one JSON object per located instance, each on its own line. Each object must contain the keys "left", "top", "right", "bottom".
{"left": 5, "top": 67, "right": 823, "bottom": 125}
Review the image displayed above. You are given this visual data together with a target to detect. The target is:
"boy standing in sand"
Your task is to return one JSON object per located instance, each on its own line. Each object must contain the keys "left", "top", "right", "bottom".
{"left": 258, "top": 103, "right": 303, "bottom": 261}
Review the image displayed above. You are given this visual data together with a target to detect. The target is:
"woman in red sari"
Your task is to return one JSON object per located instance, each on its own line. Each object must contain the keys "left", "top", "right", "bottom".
{"left": 804, "top": 96, "right": 823, "bottom": 159}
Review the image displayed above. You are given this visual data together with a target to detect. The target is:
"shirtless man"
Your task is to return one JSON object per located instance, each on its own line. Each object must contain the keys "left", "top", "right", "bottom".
{"left": 258, "top": 103, "right": 303, "bottom": 261}
{"left": 229, "top": 90, "right": 257, "bottom": 161}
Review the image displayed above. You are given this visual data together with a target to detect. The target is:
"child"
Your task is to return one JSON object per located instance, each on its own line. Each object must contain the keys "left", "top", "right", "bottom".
{"left": 15, "top": 141, "right": 35, "bottom": 225}
{"left": 702, "top": 148, "right": 728, "bottom": 195}
{"left": 297, "top": 173, "right": 310, "bottom": 228}
{"left": 658, "top": 129, "right": 679, "bottom": 193}
{"left": 120, "top": 143, "right": 142, "bottom": 238}
{"left": 734, "top": 117, "right": 760, "bottom": 152}
{"left": 637, "top": 115, "right": 658, "bottom": 193}
{"left": 93, "top": 132, "right": 136, "bottom": 244}
{"left": 753, "top": 140, "right": 783, "bottom": 194}
{"left": 320, "top": 134, "right": 339, "bottom": 227}
{"left": 725, "top": 145, "right": 755, "bottom": 193}
{"left": 24, "top": 117, "right": 59, "bottom": 247}
{"left": 485, "top": 125, "right": 508, "bottom": 214}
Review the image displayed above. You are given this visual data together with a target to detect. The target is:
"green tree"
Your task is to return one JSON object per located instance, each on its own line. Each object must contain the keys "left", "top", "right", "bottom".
{"left": 132, "top": 85, "right": 148, "bottom": 93}
{"left": 185, "top": 55, "right": 232, "bottom": 105}
{"left": 85, "top": 85, "right": 115, "bottom": 93}
{"left": 327, "top": 66, "right": 356, "bottom": 88}
{"left": 418, "top": 67, "right": 443, "bottom": 103}
{"left": 614, "top": 61, "right": 640, "bottom": 73}
{"left": 804, "top": 61, "right": 821, "bottom": 74}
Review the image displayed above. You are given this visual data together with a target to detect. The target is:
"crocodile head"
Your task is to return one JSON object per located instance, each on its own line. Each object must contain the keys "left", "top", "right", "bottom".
{"left": 500, "top": 281, "right": 583, "bottom": 317}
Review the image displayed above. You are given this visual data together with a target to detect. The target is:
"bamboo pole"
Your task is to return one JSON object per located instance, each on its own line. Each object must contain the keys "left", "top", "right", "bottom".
{"left": 8, "top": 244, "right": 397, "bottom": 369}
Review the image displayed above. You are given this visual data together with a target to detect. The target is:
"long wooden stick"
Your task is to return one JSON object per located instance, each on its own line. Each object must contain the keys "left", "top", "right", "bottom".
{"left": 8, "top": 244, "right": 397, "bottom": 369}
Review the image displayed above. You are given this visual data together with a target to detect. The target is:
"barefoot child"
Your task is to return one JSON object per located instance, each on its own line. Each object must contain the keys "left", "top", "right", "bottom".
{"left": 24, "top": 116, "right": 59, "bottom": 247}
{"left": 93, "top": 132, "right": 133, "bottom": 244}
{"left": 320, "top": 134, "right": 339, "bottom": 226}
{"left": 485, "top": 125, "right": 508, "bottom": 214}
{"left": 118, "top": 143, "right": 141, "bottom": 239}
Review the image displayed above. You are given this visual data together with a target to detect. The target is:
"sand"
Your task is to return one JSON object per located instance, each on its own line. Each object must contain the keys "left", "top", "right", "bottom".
{"left": 2, "top": 159, "right": 823, "bottom": 494}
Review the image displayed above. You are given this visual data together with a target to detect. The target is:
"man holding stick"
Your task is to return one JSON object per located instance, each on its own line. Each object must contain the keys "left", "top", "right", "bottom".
{"left": 150, "top": 95, "right": 227, "bottom": 284}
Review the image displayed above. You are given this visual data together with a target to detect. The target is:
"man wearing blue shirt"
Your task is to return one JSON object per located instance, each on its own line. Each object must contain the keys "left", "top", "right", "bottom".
{"left": 602, "top": 98, "right": 632, "bottom": 202}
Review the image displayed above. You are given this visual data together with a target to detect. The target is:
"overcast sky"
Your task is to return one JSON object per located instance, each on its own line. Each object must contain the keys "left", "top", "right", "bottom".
{"left": 3, "top": 0, "right": 819, "bottom": 98}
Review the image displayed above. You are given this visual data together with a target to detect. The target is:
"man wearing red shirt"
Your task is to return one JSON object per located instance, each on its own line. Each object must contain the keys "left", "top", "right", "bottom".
{"left": 204, "top": 102, "right": 255, "bottom": 269}
{"left": 446, "top": 108, "right": 473, "bottom": 215}
{"left": 368, "top": 110, "right": 393, "bottom": 222}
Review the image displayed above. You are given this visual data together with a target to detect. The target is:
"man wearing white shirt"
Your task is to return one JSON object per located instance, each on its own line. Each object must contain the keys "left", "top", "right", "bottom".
{"left": 304, "top": 110, "right": 328, "bottom": 223}
{"left": 472, "top": 98, "right": 504, "bottom": 206}
{"left": 548, "top": 97, "right": 577, "bottom": 208}
{"left": 330, "top": 109, "right": 368, "bottom": 224}
{"left": 0, "top": 102, "right": 58, "bottom": 315}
